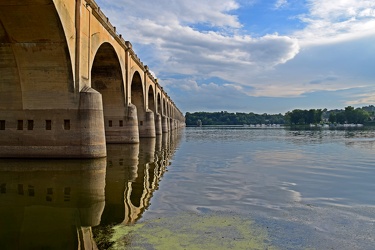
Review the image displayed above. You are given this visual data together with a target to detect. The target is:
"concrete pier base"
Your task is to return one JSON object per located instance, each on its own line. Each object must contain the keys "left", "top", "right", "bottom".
{"left": 139, "top": 110, "right": 156, "bottom": 138}
{"left": 105, "top": 103, "right": 139, "bottom": 144}
{"left": 0, "top": 88, "right": 107, "bottom": 158}
{"left": 155, "top": 113, "right": 162, "bottom": 135}
{"left": 162, "top": 115, "right": 169, "bottom": 133}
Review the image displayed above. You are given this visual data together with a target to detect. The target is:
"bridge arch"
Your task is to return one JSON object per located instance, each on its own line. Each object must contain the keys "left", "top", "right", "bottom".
{"left": 157, "top": 93, "right": 162, "bottom": 115}
{"left": 90, "top": 40, "right": 125, "bottom": 82}
{"left": 148, "top": 85, "right": 163, "bottom": 135}
{"left": 163, "top": 99, "right": 167, "bottom": 117}
{"left": 91, "top": 42, "right": 126, "bottom": 142}
{"left": 131, "top": 71, "right": 155, "bottom": 138}
{"left": 0, "top": 0, "right": 74, "bottom": 110}
{"left": 167, "top": 102, "right": 171, "bottom": 117}
{"left": 131, "top": 71, "right": 145, "bottom": 121}
{"left": 147, "top": 85, "right": 156, "bottom": 113}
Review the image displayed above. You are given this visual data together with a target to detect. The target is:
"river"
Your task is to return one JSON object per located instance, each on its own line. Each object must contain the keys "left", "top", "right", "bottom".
{"left": 0, "top": 127, "right": 374, "bottom": 249}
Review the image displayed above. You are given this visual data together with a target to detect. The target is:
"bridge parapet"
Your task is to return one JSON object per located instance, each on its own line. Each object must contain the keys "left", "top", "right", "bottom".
{"left": 87, "top": 0, "right": 127, "bottom": 48}
{"left": 86, "top": 0, "right": 152, "bottom": 74}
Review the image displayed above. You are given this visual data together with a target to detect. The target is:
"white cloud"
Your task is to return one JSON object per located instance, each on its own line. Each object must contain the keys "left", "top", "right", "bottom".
{"left": 98, "top": 0, "right": 300, "bottom": 76}
{"left": 248, "top": 81, "right": 357, "bottom": 98}
{"left": 164, "top": 78, "right": 254, "bottom": 112}
{"left": 296, "top": 0, "right": 375, "bottom": 45}
{"left": 346, "top": 89, "right": 375, "bottom": 106}
{"left": 100, "top": 0, "right": 241, "bottom": 28}
{"left": 95, "top": 0, "right": 375, "bottom": 107}
{"left": 274, "top": 0, "right": 288, "bottom": 9}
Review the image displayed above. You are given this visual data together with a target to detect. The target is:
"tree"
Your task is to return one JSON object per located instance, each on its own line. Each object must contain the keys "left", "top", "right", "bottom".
{"left": 336, "top": 112, "right": 346, "bottom": 124}
{"left": 345, "top": 106, "right": 355, "bottom": 123}
{"left": 329, "top": 112, "right": 337, "bottom": 123}
{"left": 286, "top": 109, "right": 323, "bottom": 125}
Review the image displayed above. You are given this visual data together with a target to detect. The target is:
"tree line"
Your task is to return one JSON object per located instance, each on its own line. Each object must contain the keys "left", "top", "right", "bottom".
{"left": 185, "top": 106, "right": 375, "bottom": 126}
{"left": 328, "top": 106, "right": 370, "bottom": 124}
{"left": 185, "top": 111, "right": 285, "bottom": 126}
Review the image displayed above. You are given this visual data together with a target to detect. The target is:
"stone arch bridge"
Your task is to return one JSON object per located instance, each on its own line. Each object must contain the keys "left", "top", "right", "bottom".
{"left": 0, "top": 0, "right": 185, "bottom": 158}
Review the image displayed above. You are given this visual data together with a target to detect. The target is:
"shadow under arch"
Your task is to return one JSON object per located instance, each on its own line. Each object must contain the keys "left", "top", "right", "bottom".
{"left": 91, "top": 42, "right": 128, "bottom": 143}
{"left": 0, "top": 0, "right": 74, "bottom": 110}
{"left": 162, "top": 97, "right": 169, "bottom": 133}
{"left": 150, "top": 86, "right": 162, "bottom": 135}
{"left": 148, "top": 85, "right": 156, "bottom": 116}
{"left": 157, "top": 93, "right": 162, "bottom": 116}
{"left": 131, "top": 71, "right": 156, "bottom": 138}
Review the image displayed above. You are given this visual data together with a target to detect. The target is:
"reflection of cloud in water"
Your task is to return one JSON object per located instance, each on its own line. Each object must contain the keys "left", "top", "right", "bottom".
{"left": 251, "top": 149, "right": 307, "bottom": 166}
{"left": 345, "top": 139, "right": 375, "bottom": 151}
{"left": 136, "top": 128, "right": 375, "bottom": 249}
{"left": 280, "top": 182, "right": 301, "bottom": 203}
{"left": 150, "top": 149, "right": 309, "bottom": 216}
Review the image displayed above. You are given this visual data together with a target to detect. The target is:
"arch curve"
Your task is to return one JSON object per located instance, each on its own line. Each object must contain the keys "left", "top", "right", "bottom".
{"left": 0, "top": 0, "right": 74, "bottom": 110}
{"left": 91, "top": 42, "right": 127, "bottom": 143}
{"left": 91, "top": 42, "right": 125, "bottom": 111}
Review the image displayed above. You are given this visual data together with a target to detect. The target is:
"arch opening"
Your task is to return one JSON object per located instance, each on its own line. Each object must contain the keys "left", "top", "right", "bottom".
{"left": 157, "top": 93, "right": 162, "bottom": 115}
{"left": 0, "top": 0, "right": 74, "bottom": 110}
{"left": 148, "top": 86, "right": 155, "bottom": 113}
{"left": 91, "top": 42, "right": 125, "bottom": 142}
{"left": 131, "top": 72, "right": 145, "bottom": 126}
{"left": 163, "top": 99, "right": 167, "bottom": 117}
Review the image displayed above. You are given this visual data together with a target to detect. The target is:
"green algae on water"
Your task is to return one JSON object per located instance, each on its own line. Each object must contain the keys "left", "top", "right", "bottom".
{"left": 110, "top": 212, "right": 278, "bottom": 249}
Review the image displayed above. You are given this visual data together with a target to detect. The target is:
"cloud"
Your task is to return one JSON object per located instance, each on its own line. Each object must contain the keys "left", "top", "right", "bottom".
{"left": 98, "top": 0, "right": 300, "bottom": 76}
{"left": 346, "top": 87, "right": 375, "bottom": 106}
{"left": 100, "top": 0, "right": 241, "bottom": 28}
{"left": 163, "top": 78, "right": 252, "bottom": 112}
{"left": 274, "top": 0, "right": 288, "bottom": 9}
{"left": 295, "top": 0, "right": 375, "bottom": 45}
{"left": 309, "top": 76, "right": 338, "bottom": 85}
{"left": 95, "top": 0, "right": 375, "bottom": 112}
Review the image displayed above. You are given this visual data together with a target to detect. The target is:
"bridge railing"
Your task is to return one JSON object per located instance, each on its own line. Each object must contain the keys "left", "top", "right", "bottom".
{"left": 87, "top": 0, "right": 147, "bottom": 72}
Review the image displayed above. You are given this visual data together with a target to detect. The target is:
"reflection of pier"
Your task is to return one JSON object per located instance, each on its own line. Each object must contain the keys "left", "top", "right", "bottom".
{"left": 100, "top": 130, "right": 182, "bottom": 226}
{"left": 0, "top": 130, "right": 182, "bottom": 249}
{"left": 0, "top": 159, "right": 106, "bottom": 249}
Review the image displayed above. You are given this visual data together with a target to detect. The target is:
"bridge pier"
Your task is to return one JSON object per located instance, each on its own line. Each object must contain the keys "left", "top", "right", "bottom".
{"left": 170, "top": 118, "right": 174, "bottom": 131}
{"left": 162, "top": 116, "right": 169, "bottom": 133}
{"left": 78, "top": 88, "right": 107, "bottom": 158}
{"left": 104, "top": 103, "right": 139, "bottom": 144}
{"left": 0, "top": 88, "right": 107, "bottom": 158}
{"left": 139, "top": 110, "right": 156, "bottom": 138}
{"left": 155, "top": 113, "right": 162, "bottom": 135}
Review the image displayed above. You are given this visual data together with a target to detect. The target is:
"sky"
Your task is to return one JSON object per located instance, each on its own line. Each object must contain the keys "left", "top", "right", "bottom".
{"left": 95, "top": 0, "right": 375, "bottom": 114}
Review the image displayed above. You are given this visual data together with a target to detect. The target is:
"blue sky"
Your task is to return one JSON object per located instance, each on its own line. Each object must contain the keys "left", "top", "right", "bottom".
{"left": 96, "top": 0, "right": 375, "bottom": 114}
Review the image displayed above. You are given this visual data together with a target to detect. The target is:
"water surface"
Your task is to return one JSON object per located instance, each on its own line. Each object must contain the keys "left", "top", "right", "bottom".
{"left": 140, "top": 127, "right": 375, "bottom": 249}
{"left": 1, "top": 127, "right": 374, "bottom": 249}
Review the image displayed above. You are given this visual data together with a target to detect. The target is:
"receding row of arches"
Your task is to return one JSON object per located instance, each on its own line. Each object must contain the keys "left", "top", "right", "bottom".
{"left": 0, "top": 0, "right": 184, "bottom": 158}
{"left": 90, "top": 42, "right": 183, "bottom": 142}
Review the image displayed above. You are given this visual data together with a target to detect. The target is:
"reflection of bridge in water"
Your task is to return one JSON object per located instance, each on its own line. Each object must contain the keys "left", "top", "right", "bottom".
{"left": 101, "top": 132, "right": 182, "bottom": 226}
{"left": 0, "top": 131, "right": 182, "bottom": 249}
{"left": 0, "top": 159, "right": 106, "bottom": 249}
